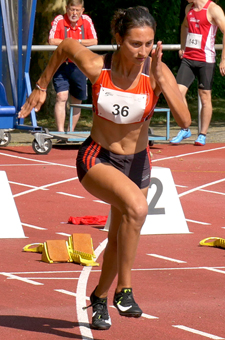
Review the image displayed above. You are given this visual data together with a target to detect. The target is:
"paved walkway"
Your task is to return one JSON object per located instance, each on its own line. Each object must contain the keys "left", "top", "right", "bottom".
{"left": 5, "top": 122, "right": 225, "bottom": 146}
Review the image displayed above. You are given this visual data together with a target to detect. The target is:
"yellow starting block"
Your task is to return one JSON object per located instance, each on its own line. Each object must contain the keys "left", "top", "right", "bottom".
{"left": 199, "top": 237, "right": 225, "bottom": 249}
{"left": 23, "top": 233, "right": 99, "bottom": 266}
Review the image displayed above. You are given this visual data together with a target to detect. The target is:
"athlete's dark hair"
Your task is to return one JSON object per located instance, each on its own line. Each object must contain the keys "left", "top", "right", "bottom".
{"left": 111, "top": 6, "right": 156, "bottom": 42}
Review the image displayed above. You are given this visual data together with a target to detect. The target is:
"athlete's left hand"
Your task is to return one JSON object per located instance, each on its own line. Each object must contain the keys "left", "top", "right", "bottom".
{"left": 151, "top": 41, "right": 164, "bottom": 85}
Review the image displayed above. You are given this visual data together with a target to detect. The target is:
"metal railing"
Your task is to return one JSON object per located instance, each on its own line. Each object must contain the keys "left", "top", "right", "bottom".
{"left": 30, "top": 43, "right": 223, "bottom": 134}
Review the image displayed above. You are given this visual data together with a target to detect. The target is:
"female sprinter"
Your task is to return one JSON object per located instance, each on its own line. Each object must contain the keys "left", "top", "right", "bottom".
{"left": 19, "top": 6, "right": 191, "bottom": 330}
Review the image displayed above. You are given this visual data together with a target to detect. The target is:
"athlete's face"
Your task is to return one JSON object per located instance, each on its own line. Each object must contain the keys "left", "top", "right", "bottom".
{"left": 117, "top": 26, "right": 155, "bottom": 64}
{"left": 66, "top": 4, "right": 84, "bottom": 23}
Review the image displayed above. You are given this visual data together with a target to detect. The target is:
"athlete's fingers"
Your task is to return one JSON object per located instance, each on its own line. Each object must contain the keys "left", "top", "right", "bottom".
{"left": 18, "top": 90, "right": 46, "bottom": 118}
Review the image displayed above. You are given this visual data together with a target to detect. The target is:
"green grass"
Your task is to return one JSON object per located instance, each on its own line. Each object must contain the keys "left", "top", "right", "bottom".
{"left": 25, "top": 97, "right": 225, "bottom": 131}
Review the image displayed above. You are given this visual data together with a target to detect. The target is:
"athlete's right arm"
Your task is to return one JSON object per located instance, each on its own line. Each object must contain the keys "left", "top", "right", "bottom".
{"left": 18, "top": 39, "right": 103, "bottom": 118}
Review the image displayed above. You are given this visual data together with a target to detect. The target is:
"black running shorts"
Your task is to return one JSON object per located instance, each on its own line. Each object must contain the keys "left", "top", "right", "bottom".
{"left": 176, "top": 58, "right": 216, "bottom": 90}
{"left": 76, "top": 136, "right": 151, "bottom": 189}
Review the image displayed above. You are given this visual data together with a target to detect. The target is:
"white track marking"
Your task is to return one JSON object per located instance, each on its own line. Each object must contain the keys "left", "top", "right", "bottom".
{"left": 93, "top": 200, "right": 109, "bottom": 204}
{"left": 57, "top": 192, "right": 84, "bottom": 198}
{"left": 200, "top": 189, "right": 225, "bottom": 196}
{"left": 1, "top": 273, "right": 43, "bottom": 285}
{"left": 152, "top": 146, "right": 225, "bottom": 163}
{"left": 55, "top": 289, "right": 90, "bottom": 300}
{"left": 22, "top": 223, "right": 47, "bottom": 230}
{"left": 11, "top": 270, "right": 83, "bottom": 274}
{"left": 173, "top": 325, "right": 224, "bottom": 339}
{"left": 56, "top": 232, "right": 71, "bottom": 237}
{"left": 10, "top": 277, "right": 79, "bottom": 280}
{"left": 147, "top": 254, "right": 186, "bottom": 263}
{"left": 179, "top": 178, "right": 225, "bottom": 197}
{"left": 185, "top": 219, "right": 211, "bottom": 225}
{"left": 0, "top": 151, "right": 76, "bottom": 168}
{"left": 9, "top": 181, "right": 48, "bottom": 190}
{"left": 13, "top": 177, "right": 78, "bottom": 197}
{"left": 142, "top": 313, "right": 158, "bottom": 319}
{"left": 203, "top": 267, "right": 225, "bottom": 274}
{"left": 76, "top": 238, "right": 108, "bottom": 339}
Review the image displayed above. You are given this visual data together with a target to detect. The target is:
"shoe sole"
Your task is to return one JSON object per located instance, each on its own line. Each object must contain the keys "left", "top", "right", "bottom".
{"left": 117, "top": 311, "right": 142, "bottom": 318}
{"left": 91, "top": 324, "right": 111, "bottom": 330}
{"left": 194, "top": 142, "right": 205, "bottom": 146}
{"left": 170, "top": 136, "right": 191, "bottom": 144}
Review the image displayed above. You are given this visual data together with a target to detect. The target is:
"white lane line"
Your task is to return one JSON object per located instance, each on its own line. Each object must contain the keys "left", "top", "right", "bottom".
{"left": 185, "top": 219, "right": 211, "bottom": 225}
{"left": 9, "top": 181, "right": 48, "bottom": 190}
{"left": 200, "top": 189, "right": 225, "bottom": 196}
{"left": 93, "top": 200, "right": 109, "bottom": 204}
{"left": 142, "top": 313, "right": 158, "bottom": 319}
{"left": 76, "top": 238, "right": 108, "bottom": 340}
{"left": 55, "top": 289, "right": 90, "bottom": 301}
{"left": 1, "top": 272, "right": 43, "bottom": 285}
{"left": 8, "top": 277, "right": 79, "bottom": 280}
{"left": 57, "top": 192, "right": 84, "bottom": 199}
{"left": 179, "top": 178, "right": 225, "bottom": 198}
{"left": 56, "top": 232, "right": 71, "bottom": 237}
{"left": 13, "top": 177, "right": 78, "bottom": 197}
{"left": 0, "top": 151, "right": 77, "bottom": 168}
{"left": 203, "top": 267, "right": 225, "bottom": 274}
{"left": 173, "top": 325, "right": 224, "bottom": 339}
{"left": 22, "top": 223, "right": 47, "bottom": 230}
{"left": 147, "top": 254, "right": 186, "bottom": 264}
{"left": 11, "top": 270, "right": 83, "bottom": 274}
{"left": 152, "top": 146, "right": 225, "bottom": 163}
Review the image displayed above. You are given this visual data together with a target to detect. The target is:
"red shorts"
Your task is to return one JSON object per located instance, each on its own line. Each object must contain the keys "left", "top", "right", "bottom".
{"left": 76, "top": 136, "right": 151, "bottom": 189}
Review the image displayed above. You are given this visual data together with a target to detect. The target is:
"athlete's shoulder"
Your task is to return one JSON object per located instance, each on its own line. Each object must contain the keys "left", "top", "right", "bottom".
{"left": 208, "top": 0, "right": 224, "bottom": 15}
{"left": 185, "top": 3, "right": 193, "bottom": 15}
{"left": 208, "top": 0, "right": 225, "bottom": 25}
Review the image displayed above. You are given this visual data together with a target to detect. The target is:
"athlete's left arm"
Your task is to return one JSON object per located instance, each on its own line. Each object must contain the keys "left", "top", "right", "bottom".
{"left": 151, "top": 41, "right": 191, "bottom": 129}
{"left": 210, "top": 3, "right": 225, "bottom": 76}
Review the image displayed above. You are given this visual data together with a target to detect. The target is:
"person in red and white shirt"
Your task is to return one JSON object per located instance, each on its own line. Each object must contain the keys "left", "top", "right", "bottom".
{"left": 170, "top": 0, "right": 225, "bottom": 146}
{"left": 49, "top": 0, "right": 97, "bottom": 132}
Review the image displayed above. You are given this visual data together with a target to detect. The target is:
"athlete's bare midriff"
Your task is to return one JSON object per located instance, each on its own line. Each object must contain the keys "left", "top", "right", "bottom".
{"left": 90, "top": 113, "right": 150, "bottom": 155}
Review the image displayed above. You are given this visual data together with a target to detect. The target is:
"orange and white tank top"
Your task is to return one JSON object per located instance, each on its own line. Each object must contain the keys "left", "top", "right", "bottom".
{"left": 92, "top": 53, "right": 158, "bottom": 124}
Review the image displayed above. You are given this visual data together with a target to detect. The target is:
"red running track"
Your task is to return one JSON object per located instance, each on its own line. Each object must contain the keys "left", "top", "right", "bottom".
{"left": 0, "top": 142, "right": 225, "bottom": 340}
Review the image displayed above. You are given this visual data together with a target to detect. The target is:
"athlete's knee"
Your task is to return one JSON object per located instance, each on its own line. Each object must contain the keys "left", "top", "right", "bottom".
{"left": 125, "top": 198, "right": 148, "bottom": 227}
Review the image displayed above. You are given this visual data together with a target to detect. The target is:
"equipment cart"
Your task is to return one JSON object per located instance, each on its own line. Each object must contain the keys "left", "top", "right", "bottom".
{"left": 0, "top": 0, "right": 46, "bottom": 150}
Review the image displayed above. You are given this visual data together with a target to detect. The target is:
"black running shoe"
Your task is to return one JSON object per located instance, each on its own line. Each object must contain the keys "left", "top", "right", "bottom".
{"left": 113, "top": 288, "right": 142, "bottom": 317}
{"left": 83, "top": 289, "right": 111, "bottom": 330}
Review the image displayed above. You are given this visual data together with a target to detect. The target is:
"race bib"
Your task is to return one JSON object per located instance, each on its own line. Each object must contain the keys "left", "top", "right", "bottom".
{"left": 97, "top": 87, "right": 147, "bottom": 124}
{"left": 186, "top": 32, "right": 202, "bottom": 49}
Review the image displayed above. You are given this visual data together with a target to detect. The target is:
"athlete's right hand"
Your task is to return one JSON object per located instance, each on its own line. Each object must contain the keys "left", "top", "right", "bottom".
{"left": 178, "top": 49, "right": 184, "bottom": 59}
{"left": 18, "top": 89, "right": 47, "bottom": 118}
